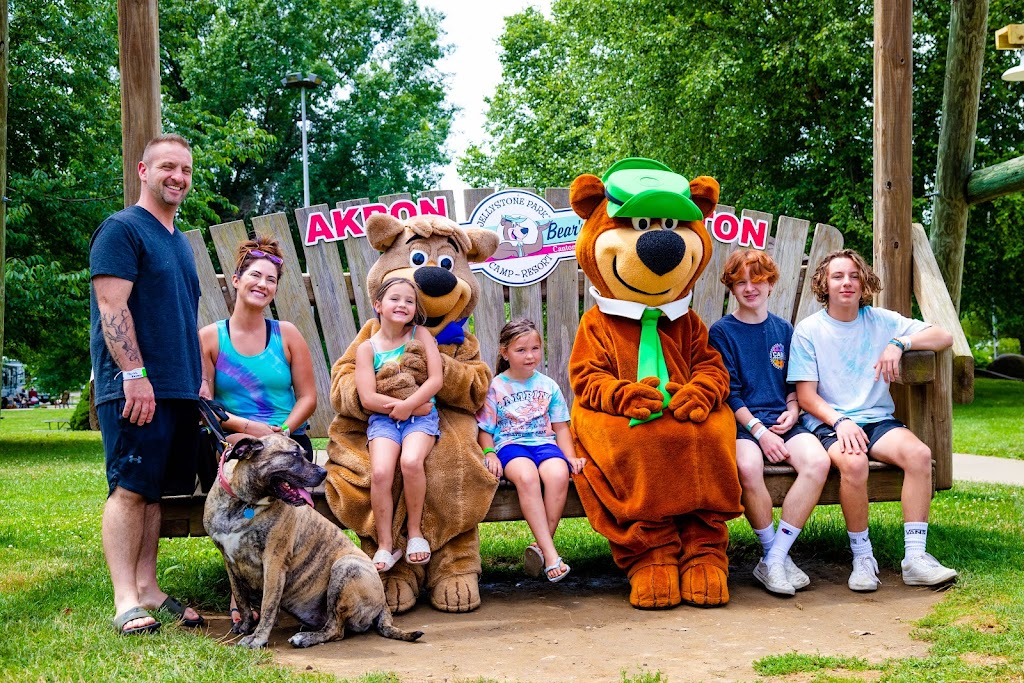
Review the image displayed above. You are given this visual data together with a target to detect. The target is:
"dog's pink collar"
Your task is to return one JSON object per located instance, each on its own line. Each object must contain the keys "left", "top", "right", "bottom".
{"left": 217, "top": 447, "right": 238, "bottom": 499}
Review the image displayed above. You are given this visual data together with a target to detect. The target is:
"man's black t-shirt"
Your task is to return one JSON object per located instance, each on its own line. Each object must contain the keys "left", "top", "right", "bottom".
{"left": 89, "top": 205, "right": 201, "bottom": 404}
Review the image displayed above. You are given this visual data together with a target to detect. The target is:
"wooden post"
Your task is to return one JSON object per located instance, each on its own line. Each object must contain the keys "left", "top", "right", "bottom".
{"left": 931, "top": 0, "right": 989, "bottom": 314}
{"left": 966, "top": 154, "right": 1024, "bottom": 204}
{"left": 117, "top": 0, "right": 161, "bottom": 207}
{"left": 873, "top": 0, "right": 913, "bottom": 316}
{"left": 0, "top": 0, "right": 8, "bottom": 364}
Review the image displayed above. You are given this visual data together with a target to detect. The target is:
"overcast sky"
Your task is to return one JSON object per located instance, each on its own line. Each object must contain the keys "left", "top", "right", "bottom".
{"left": 419, "top": 0, "right": 552, "bottom": 215}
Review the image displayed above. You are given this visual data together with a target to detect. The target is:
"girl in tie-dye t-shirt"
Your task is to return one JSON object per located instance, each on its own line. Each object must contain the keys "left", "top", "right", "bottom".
{"left": 477, "top": 319, "right": 586, "bottom": 583}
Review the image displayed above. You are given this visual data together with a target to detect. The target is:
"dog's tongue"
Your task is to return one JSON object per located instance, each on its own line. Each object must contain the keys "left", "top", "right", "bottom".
{"left": 298, "top": 487, "right": 314, "bottom": 507}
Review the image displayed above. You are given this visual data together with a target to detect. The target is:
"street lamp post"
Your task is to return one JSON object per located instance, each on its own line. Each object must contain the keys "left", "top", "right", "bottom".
{"left": 281, "top": 72, "right": 323, "bottom": 207}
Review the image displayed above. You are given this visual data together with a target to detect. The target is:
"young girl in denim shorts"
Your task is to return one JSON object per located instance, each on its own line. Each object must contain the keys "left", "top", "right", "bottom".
{"left": 477, "top": 319, "right": 587, "bottom": 582}
{"left": 355, "top": 277, "right": 443, "bottom": 571}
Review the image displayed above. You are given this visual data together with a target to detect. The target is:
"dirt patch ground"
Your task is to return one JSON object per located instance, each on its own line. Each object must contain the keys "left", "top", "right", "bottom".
{"left": 204, "top": 559, "right": 946, "bottom": 683}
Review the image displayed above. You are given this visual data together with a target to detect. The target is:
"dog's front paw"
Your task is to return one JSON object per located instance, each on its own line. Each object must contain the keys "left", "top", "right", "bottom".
{"left": 237, "top": 634, "right": 268, "bottom": 649}
{"left": 230, "top": 619, "right": 255, "bottom": 636}
{"left": 289, "top": 631, "right": 330, "bottom": 648}
{"left": 430, "top": 574, "right": 481, "bottom": 613}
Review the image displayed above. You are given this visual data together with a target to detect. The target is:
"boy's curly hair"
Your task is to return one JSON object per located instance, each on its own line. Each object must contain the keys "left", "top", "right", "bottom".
{"left": 810, "top": 249, "right": 881, "bottom": 307}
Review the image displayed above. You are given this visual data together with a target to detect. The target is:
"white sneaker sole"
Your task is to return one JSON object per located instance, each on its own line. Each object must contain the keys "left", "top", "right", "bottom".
{"left": 902, "top": 569, "right": 957, "bottom": 586}
{"left": 753, "top": 567, "right": 795, "bottom": 596}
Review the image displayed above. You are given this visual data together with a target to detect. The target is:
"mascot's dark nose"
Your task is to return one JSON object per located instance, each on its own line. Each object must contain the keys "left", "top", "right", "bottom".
{"left": 637, "top": 230, "right": 686, "bottom": 276}
{"left": 414, "top": 266, "right": 457, "bottom": 298}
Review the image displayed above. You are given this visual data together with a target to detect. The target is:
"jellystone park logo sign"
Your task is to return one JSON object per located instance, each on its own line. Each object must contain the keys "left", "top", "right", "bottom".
{"left": 301, "top": 192, "right": 771, "bottom": 287}
{"left": 466, "top": 190, "right": 578, "bottom": 286}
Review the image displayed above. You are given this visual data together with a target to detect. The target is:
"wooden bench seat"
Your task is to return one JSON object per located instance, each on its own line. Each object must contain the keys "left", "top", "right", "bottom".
{"left": 161, "top": 189, "right": 973, "bottom": 538}
{"left": 161, "top": 452, "right": 913, "bottom": 538}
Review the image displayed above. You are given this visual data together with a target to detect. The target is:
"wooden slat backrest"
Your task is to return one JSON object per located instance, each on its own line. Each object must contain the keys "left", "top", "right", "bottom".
{"left": 768, "top": 215, "right": 811, "bottom": 323}
{"left": 297, "top": 204, "right": 358, "bottom": 365}
{"left": 795, "top": 223, "right": 845, "bottom": 325}
{"left": 251, "top": 212, "right": 335, "bottom": 436}
{"left": 691, "top": 205, "right": 736, "bottom": 325}
{"left": 463, "top": 188, "right": 502, "bottom": 370}
{"left": 209, "top": 220, "right": 251, "bottom": 310}
{"left": 911, "top": 223, "right": 973, "bottom": 405}
{"left": 185, "top": 229, "right": 230, "bottom": 328}
{"left": 543, "top": 188, "right": 577, "bottom": 401}
{"left": 338, "top": 198, "right": 377, "bottom": 328}
{"left": 545, "top": 260, "right": 581, "bottom": 403}
{"left": 194, "top": 191, "right": 854, "bottom": 438}
{"left": 420, "top": 189, "right": 457, "bottom": 219}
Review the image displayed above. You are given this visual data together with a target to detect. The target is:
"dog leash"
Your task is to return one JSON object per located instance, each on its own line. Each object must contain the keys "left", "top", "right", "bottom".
{"left": 198, "top": 398, "right": 239, "bottom": 500}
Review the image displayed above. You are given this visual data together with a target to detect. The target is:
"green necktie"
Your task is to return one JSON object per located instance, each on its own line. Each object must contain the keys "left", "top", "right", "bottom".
{"left": 630, "top": 308, "right": 670, "bottom": 427}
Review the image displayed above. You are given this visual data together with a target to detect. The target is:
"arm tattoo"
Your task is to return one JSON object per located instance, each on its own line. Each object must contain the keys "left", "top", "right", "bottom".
{"left": 102, "top": 308, "right": 142, "bottom": 364}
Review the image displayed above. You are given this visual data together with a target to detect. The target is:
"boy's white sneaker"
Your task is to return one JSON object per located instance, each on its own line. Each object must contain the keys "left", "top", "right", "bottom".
{"left": 784, "top": 556, "right": 810, "bottom": 590}
{"left": 901, "top": 553, "right": 957, "bottom": 586}
{"left": 754, "top": 560, "right": 796, "bottom": 596}
{"left": 848, "top": 555, "right": 880, "bottom": 592}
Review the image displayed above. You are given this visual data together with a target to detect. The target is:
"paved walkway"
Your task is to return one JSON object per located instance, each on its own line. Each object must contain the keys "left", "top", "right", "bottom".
{"left": 953, "top": 452, "right": 1024, "bottom": 486}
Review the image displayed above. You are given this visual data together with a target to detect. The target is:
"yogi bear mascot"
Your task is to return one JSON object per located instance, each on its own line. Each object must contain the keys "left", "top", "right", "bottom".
{"left": 326, "top": 213, "right": 499, "bottom": 613}
{"left": 569, "top": 158, "right": 743, "bottom": 609}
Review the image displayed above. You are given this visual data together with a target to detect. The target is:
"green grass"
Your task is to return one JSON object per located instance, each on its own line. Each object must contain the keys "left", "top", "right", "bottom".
{"left": 3, "top": 405, "right": 1024, "bottom": 681}
{"left": 953, "top": 378, "right": 1024, "bottom": 459}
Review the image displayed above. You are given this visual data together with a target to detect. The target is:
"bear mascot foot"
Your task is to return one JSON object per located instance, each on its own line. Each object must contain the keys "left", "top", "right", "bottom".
{"left": 430, "top": 573, "right": 481, "bottom": 613}
{"left": 628, "top": 563, "right": 682, "bottom": 609}
{"left": 381, "top": 562, "right": 422, "bottom": 615}
{"left": 680, "top": 563, "right": 729, "bottom": 607}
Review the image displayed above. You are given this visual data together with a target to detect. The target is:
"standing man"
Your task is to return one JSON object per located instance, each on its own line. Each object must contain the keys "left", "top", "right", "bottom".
{"left": 788, "top": 249, "right": 957, "bottom": 592}
{"left": 90, "top": 134, "right": 205, "bottom": 635}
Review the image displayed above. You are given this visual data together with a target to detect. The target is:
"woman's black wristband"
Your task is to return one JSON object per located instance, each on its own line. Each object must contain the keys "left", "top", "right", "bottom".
{"left": 833, "top": 416, "right": 852, "bottom": 430}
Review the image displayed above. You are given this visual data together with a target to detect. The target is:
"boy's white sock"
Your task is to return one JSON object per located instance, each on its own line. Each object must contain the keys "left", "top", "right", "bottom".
{"left": 848, "top": 529, "right": 873, "bottom": 559}
{"left": 754, "top": 523, "right": 776, "bottom": 557}
{"left": 904, "top": 522, "right": 928, "bottom": 559}
{"left": 765, "top": 520, "right": 801, "bottom": 565}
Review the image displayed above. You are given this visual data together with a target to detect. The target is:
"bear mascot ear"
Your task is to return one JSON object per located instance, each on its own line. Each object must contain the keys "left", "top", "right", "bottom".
{"left": 365, "top": 213, "right": 407, "bottom": 252}
{"left": 570, "top": 174, "right": 606, "bottom": 220}
{"left": 689, "top": 176, "right": 721, "bottom": 219}
{"left": 463, "top": 228, "right": 500, "bottom": 263}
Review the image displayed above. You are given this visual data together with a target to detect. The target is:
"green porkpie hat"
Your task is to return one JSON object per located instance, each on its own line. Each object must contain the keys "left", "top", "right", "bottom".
{"left": 601, "top": 158, "right": 703, "bottom": 221}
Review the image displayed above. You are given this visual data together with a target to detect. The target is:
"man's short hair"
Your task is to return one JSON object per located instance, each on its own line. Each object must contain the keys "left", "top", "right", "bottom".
{"left": 810, "top": 248, "right": 882, "bottom": 307}
{"left": 720, "top": 248, "right": 779, "bottom": 289}
{"left": 142, "top": 134, "right": 192, "bottom": 164}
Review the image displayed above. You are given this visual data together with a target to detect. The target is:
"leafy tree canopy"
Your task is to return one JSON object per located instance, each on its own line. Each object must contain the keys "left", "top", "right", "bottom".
{"left": 460, "top": 0, "right": 1023, "bottom": 344}
{"left": 3, "top": 0, "right": 455, "bottom": 391}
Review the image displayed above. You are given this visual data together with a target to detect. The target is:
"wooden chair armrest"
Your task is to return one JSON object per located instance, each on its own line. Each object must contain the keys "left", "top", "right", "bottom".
{"left": 912, "top": 223, "right": 974, "bottom": 403}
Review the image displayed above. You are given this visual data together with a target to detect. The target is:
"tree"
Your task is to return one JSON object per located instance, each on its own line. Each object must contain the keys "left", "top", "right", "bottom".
{"left": 160, "top": 0, "right": 455, "bottom": 219}
{"left": 461, "top": 0, "right": 1024, "bottom": 269}
{"left": 936, "top": 1, "right": 1024, "bottom": 349}
{"left": 3, "top": 0, "right": 123, "bottom": 391}
{"left": 3, "top": 0, "right": 455, "bottom": 391}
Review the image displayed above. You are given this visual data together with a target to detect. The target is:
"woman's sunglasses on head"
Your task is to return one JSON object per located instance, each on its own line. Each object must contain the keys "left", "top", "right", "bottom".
{"left": 244, "top": 248, "right": 283, "bottom": 265}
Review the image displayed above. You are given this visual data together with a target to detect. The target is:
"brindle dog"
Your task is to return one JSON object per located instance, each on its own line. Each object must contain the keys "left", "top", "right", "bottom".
{"left": 204, "top": 434, "right": 423, "bottom": 648}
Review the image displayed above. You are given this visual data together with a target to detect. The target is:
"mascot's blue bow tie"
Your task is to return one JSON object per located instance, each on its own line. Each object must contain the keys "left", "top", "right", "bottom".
{"left": 435, "top": 318, "right": 468, "bottom": 345}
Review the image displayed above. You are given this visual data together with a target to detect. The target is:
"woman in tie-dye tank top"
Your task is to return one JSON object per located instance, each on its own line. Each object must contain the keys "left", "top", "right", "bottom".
{"left": 198, "top": 235, "right": 317, "bottom": 622}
